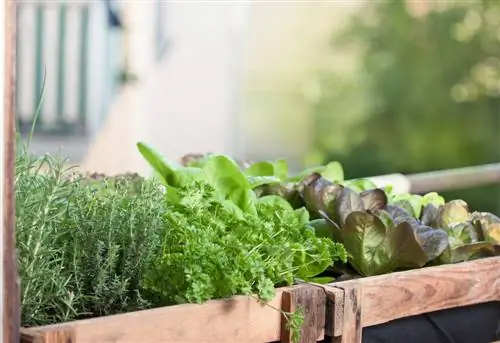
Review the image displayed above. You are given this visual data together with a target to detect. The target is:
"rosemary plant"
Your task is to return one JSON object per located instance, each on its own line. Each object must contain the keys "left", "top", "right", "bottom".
{"left": 16, "top": 144, "right": 165, "bottom": 326}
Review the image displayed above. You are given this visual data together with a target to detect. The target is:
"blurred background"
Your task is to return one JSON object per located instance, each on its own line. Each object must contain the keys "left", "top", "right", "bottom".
{"left": 15, "top": 0, "right": 500, "bottom": 213}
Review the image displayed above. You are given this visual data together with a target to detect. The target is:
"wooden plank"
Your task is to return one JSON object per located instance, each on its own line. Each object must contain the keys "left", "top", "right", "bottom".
{"left": 333, "top": 285, "right": 362, "bottom": 343}
{"left": 280, "top": 284, "right": 325, "bottom": 343}
{"left": 323, "top": 286, "right": 344, "bottom": 338}
{"left": 42, "top": 330, "right": 75, "bottom": 343}
{"left": 3, "top": 0, "right": 20, "bottom": 341}
{"left": 20, "top": 329, "right": 43, "bottom": 343}
{"left": 333, "top": 256, "right": 500, "bottom": 327}
{"left": 26, "top": 288, "right": 293, "bottom": 343}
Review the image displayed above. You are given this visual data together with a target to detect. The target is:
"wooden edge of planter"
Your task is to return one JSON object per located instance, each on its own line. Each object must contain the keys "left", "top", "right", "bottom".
{"left": 280, "top": 284, "right": 326, "bottom": 343}
{"left": 327, "top": 255, "right": 500, "bottom": 342}
{"left": 20, "top": 328, "right": 75, "bottom": 343}
{"left": 22, "top": 287, "right": 293, "bottom": 343}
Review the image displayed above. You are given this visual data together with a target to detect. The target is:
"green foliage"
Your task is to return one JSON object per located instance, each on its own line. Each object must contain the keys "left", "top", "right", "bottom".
{"left": 137, "top": 143, "right": 348, "bottom": 305}
{"left": 423, "top": 202, "right": 500, "bottom": 263}
{"left": 142, "top": 180, "right": 346, "bottom": 304}
{"left": 295, "top": 173, "right": 500, "bottom": 276}
{"left": 16, "top": 146, "right": 165, "bottom": 326}
{"left": 313, "top": 0, "right": 500, "bottom": 214}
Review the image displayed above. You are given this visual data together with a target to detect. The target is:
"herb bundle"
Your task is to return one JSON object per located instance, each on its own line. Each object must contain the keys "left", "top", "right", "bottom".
{"left": 143, "top": 180, "right": 347, "bottom": 304}
{"left": 16, "top": 146, "right": 165, "bottom": 326}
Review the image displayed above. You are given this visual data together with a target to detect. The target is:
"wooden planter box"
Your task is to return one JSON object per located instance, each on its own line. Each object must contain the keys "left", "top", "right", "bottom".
{"left": 20, "top": 256, "right": 500, "bottom": 343}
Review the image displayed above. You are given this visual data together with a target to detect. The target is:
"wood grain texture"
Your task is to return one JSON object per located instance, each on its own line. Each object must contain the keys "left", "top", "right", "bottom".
{"left": 336, "top": 285, "right": 362, "bottom": 343}
{"left": 4, "top": 0, "right": 19, "bottom": 341}
{"left": 25, "top": 288, "right": 292, "bottom": 343}
{"left": 42, "top": 330, "right": 75, "bottom": 343}
{"left": 20, "top": 329, "right": 43, "bottom": 343}
{"left": 323, "top": 286, "right": 344, "bottom": 338}
{"left": 334, "top": 256, "right": 500, "bottom": 327}
{"left": 280, "top": 284, "right": 325, "bottom": 343}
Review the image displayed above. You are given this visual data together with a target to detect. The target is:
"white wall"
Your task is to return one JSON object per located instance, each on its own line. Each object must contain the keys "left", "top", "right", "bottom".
{"left": 82, "top": 2, "right": 248, "bottom": 175}
{"left": 81, "top": 1, "right": 364, "bottom": 175}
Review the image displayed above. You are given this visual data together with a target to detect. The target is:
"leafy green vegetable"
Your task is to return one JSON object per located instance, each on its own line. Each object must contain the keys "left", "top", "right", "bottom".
{"left": 388, "top": 192, "right": 446, "bottom": 219}
{"left": 422, "top": 203, "right": 500, "bottom": 264}
{"left": 143, "top": 181, "right": 347, "bottom": 304}
{"left": 342, "top": 178, "right": 378, "bottom": 192}
{"left": 255, "top": 182, "right": 304, "bottom": 209}
{"left": 288, "top": 161, "right": 344, "bottom": 183}
{"left": 299, "top": 174, "right": 449, "bottom": 276}
{"left": 137, "top": 142, "right": 179, "bottom": 185}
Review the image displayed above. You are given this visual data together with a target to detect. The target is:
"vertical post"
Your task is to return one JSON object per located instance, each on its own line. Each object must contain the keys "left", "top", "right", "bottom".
{"left": 33, "top": 4, "right": 43, "bottom": 125}
{"left": 3, "top": 0, "right": 20, "bottom": 343}
{"left": 56, "top": 4, "right": 67, "bottom": 124}
{"left": 78, "top": 5, "right": 89, "bottom": 131}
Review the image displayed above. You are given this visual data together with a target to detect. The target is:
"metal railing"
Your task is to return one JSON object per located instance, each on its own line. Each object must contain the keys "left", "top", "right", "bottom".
{"left": 15, "top": 1, "right": 124, "bottom": 135}
{"left": 366, "top": 163, "right": 500, "bottom": 195}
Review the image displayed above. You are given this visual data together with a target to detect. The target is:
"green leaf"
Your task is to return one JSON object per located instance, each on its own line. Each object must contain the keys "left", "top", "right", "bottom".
{"left": 470, "top": 212, "right": 500, "bottom": 243}
{"left": 201, "top": 155, "right": 252, "bottom": 210}
{"left": 296, "top": 248, "right": 334, "bottom": 279}
{"left": 309, "top": 219, "right": 335, "bottom": 240}
{"left": 392, "top": 199, "right": 419, "bottom": 218}
{"left": 137, "top": 142, "right": 178, "bottom": 185}
{"left": 332, "top": 208, "right": 449, "bottom": 276}
{"left": 174, "top": 167, "right": 206, "bottom": 186}
{"left": 439, "top": 242, "right": 500, "bottom": 264}
{"left": 343, "top": 178, "right": 378, "bottom": 192}
{"left": 437, "top": 200, "right": 470, "bottom": 228}
{"left": 245, "top": 161, "right": 275, "bottom": 177}
{"left": 247, "top": 176, "right": 282, "bottom": 189}
{"left": 446, "top": 222, "right": 479, "bottom": 246}
{"left": 230, "top": 188, "right": 257, "bottom": 214}
{"left": 245, "top": 159, "right": 289, "bottom": 182}
{"left": 294, "top": 207, "right": 310, "bottom": 226}
{"left": 321, "top": 161, "right": 344, "bottom": 182}
{"left": 256, "top": 195, "right": 294, "bottom": 213}
{"left": 390, "top": 194, "right": 424, "bottom": 218}
{"left": 306, "top": 276, "right": 335, "bottom": 284}
{"left": 423, "top": 192, "right": 445, "bottom": 207}
{"left": 340, "top": 211, "right": 391, "bottom": 276}
{"left": 273, "top": 159, "right": 289, "bottom": 180}
{"left": 256, "top": 183, "right": 304, "bottom": 209}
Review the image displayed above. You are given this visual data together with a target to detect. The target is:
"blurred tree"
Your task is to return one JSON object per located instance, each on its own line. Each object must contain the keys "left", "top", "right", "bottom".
{"left": 312, "top": 0, "right": 500, "bottom": 212}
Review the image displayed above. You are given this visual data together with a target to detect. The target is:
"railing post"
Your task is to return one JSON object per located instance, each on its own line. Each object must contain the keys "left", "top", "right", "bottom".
{"left": 3, "top": 0, "right": 20, "bottom": 341}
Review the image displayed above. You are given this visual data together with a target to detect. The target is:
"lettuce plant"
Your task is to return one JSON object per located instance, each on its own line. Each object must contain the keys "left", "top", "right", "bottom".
{"left": 296, "top": 173, "right": 449, "bottom": 276}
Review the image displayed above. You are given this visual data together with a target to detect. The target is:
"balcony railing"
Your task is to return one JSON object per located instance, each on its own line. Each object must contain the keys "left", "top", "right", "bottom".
{"left": 15, "top": 1, "right": 124, "bottom": 136}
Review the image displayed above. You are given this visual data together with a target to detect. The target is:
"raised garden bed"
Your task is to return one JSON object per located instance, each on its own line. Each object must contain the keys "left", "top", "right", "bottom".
{"left": 17, "top": 143, "right": 500, "bottom": 343}
{"left": 20, "top": 256, "right": 500, "bottom": 343}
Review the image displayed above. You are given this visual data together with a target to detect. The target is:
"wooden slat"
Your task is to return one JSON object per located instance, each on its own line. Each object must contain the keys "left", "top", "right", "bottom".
{"left": 4, "top": 0, "right": 20, "bottom": 341}
{"left": 332, "top": 256, "right": 500, "bottom": 327}
{"left": 280, "top": 284, "right": 325, "bottom": 343}
{"left": 324, "top": 286, "right": 344, "bottom": 338}
{"left": 20, "top": 328, "right": 43, "bottom": 343}
{"left": 42, "top": 330, "right": 75, "bottom": 343}
{"left": 26, "top": 288, "right": 292, "bottom": 343}
{"left": 331, "top": 285, "right": 362, "bottom": 343}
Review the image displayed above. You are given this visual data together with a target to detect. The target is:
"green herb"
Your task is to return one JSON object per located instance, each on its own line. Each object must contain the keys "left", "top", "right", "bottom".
{"left": 142, "top": 180, "right": 347, "bottom": 304}
{"left": 17, "top": 146, "right": 165, "bottom": 326}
